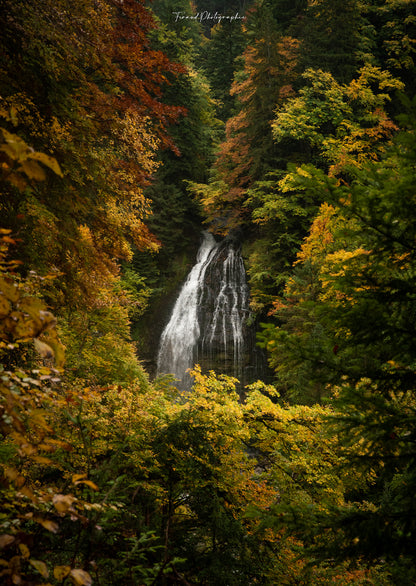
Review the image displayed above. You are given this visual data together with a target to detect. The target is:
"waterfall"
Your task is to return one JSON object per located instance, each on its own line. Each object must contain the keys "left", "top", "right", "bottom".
{"left": 156, "top": 231, "right": 251, "bottom": 390}
{"left": 198, "top": 239, "right": 250, "bottom": 380}
{"left": 156, "top": 231, "right": 219, "bottom": 389}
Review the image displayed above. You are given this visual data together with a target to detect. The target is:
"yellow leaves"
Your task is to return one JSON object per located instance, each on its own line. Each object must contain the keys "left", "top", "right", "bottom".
{"left": 320, "top": 247, "right": 371, "bottom": 301}
{"left": 19, "top": 158, "right": 48, "bottom": 182}
{"left": 29, "top": 151, "right": 63, "bottom": 177}
{"left": 346, "top": 64, "right": 405, "bottom": 104}
{"left": 2, "top": 467, "right": 22, "bottom": 484}
{"left": 0, "top": 295, "right": 11, "bottom": 318}
{"left": 184, "top": 368, "right": 249, "bottom": 441}
{"left": 0, "top": 276, "right": 20, "bottom": 303}
{"left": 289, "top": 203, "right": 375, "bottom": 306}
{"left": 31, "top": 455, "right": 53, "bottom": 465}
{"left": 244, "top": 392, "right": 346, "bottom": 502}
{"left": 34, "top": 562, "right": 88, "bottom": 585}
{"left": 54, "top": 566, "right": 71, "bottom": 581}
{"left": 115, "top": 112, "right": 160, "bottom": 175}
{"left": 0, "top": 127, "right": 63, "bottom": 189}
{"left": 272, "top": 65, "right": 403, "bottom": 179}
{"left": 0, "top": 271, "right": 64, "bottom": 367}
{"left": 33, "top": 338, "right": 55, "bottom": 360}
{"left": 295, "top": 203, "right": 338, "bottom": 266}
{"left": 34, "top": 517, "right": 59, "bottom": 533}
{"left": 18, "top": 544, "right": 30, "bottom": 559}
{"left": 29, "top": 559, "right": 49, "bottom": 578}
{"left": 16, "top": 296, "right": 57, "bottom": 327}
{"left": 0, "top": 555, "right": 90, "bottom": 586}
{"left": 35, "top": 330, "right": 66, "bottom": 368}
{"left": 69, "top": 568, "right": 92, "bottom": 586}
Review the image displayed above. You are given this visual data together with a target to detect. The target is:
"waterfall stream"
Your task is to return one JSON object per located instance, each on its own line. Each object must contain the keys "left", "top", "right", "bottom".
{"left": 156, "top": 231, "right": 219, "bottom": 389}
{"left": 156, "top": 231, "right": 251, "bottom": 390}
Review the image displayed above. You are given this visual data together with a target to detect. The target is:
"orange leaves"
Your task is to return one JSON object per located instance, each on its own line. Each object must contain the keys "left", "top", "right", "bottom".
{"left": 295, "top": 203, "right": 338, "bottom": 266}
{"left": 268, "top": 298, "right": 288, "bottom": 316}
{"left": 193, "top": 29, "right": 302, "bottom": 232}
{"left": 0, "top": 0, "right": 186, "bottom": 328}
{"left": 72, "top": 473, "right": 99, "bottom": 491}
{"left": 107, "top": 0, "right": 185, "bottom": 149}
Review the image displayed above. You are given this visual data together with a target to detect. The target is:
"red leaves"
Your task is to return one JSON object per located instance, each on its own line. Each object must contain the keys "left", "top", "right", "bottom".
{"left": 107, "top": 0, "right": 185, "bottom": 149}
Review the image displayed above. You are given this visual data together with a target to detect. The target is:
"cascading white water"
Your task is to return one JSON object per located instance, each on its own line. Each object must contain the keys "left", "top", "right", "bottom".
{"left": 156, "top": 231, "right": 219, "bottom": 389}
{"left": 198, "top": 243, "right": 250, "bottom": 380}
{"left": 156, "top": 231, "right": 251, "bottom": 390}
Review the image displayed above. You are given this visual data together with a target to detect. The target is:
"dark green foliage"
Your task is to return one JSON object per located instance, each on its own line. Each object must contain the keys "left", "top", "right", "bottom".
{"left": 194, "top": 0, "right": 252, "bottom": 36}
{"left": 269, "top": 0, "right": 308, "bottom": 33}
{"left": 150, "top": 0, "right": 203, "bottom": 53}
{"left": 364, "top": 0, "right": 416, "bottom": 98}
{"left": 142, "top": 0, "right": 222, "bottom": 262}
{"left": 244, "top": 175, "right": 320, "bottom": 309}
{"left": 300, "top": 0, "right": 365, "bottom": 83}
{"left": 201, "top": 20, "right": 247, "bottom": 120}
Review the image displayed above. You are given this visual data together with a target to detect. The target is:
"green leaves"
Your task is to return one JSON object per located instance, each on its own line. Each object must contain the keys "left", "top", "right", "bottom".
{"left": 272, "top": 66, "right": 403, "bottom": 176}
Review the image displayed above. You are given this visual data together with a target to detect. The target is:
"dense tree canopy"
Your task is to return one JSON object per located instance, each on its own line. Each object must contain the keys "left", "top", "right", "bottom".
{"left": 1, "top": 0, "right": 416, "bottom": 583}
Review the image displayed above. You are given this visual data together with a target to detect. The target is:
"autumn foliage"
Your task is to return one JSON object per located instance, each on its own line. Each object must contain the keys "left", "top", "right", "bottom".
{"left": 2, "top": 0, "right": 416, "bottom": 583}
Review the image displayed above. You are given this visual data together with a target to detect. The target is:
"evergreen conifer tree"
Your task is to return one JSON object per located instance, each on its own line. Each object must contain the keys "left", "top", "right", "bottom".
{"left": 300, "top": 0, "right": 364, "bottom": 83}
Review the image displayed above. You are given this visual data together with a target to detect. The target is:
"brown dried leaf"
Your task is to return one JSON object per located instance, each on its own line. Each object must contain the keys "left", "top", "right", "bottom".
{"left": 53, "top": 494, "right": 76, "bottom": 514}
{"left": 0, "top": 534, "right": 15, "bottom": 548}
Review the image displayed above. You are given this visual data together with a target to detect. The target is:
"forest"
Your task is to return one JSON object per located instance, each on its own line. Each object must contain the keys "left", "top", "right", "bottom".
{"left": 1, "top": 0, "right": 416, "bottom": 584}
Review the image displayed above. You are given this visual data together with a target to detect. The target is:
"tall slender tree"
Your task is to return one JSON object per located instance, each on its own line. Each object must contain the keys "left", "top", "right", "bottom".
{"left": 300, "top": 0, "right": 365, "bottom": 83}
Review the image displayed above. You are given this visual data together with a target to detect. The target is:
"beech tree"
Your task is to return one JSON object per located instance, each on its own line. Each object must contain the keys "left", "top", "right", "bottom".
{"left": 0, "top": 0, "right": 186, "bottom": 384}
{"left": 244, "top": 63, "right": 403, "bottom": 315}
{"left": 259, "top": 104, "right": 416, "bottom": 582}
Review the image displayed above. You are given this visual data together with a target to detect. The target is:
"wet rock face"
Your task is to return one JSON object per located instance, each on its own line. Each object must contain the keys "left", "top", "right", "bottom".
{"left": 157, "top": 232, "right": 270, "bottom": 390}
{"left": 196, "top": 239, "right": 250, "bottom": 381}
